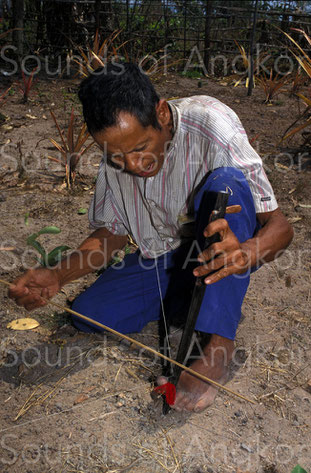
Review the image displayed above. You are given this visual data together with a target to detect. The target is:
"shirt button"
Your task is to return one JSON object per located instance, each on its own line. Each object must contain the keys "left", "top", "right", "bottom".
{"left": 158, "top": 225, "right": 163, "bottom": 230}
{"left": 168, "top": 238, "right": 173, "bottom": 242}
{"left": 150, "top": 201, "right": 156, "bottom": 206}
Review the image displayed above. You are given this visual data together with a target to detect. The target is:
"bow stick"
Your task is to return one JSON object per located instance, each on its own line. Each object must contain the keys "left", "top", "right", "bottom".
{"left": 162, "top": 190, "right": 230, "bottom": 414}
{"left": 0, "top": 253, "right": 255, "bottom": 406}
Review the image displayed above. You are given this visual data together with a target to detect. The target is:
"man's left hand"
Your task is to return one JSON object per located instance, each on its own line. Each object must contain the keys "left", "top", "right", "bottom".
{"left": 193, "top": 205, "right": 250, "bottom": 284}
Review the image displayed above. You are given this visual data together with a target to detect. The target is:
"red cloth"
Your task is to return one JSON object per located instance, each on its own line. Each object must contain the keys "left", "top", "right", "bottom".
{"left": 154, "top": 382, "right": 176, "bottom": 405}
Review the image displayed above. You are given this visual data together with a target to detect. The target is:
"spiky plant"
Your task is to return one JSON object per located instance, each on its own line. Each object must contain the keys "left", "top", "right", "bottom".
{"left": 289, "top": 70, "right": 305, "bottom": 97}
{"left": 281, "top": 29, "right": 311, "bottom": 147}
{"left": 19, "top": 68, "right": 37, "bottom": 103}
{"left": 0, "top": 85, "right": 12, "bottom": 123}
{"left": 283, "top": 28, "right": 311, "bottom": 79}
{"left": 74, "top": 29, "right": 129, "bottom": 77}
{"left": 0, "top": 29, "right": 16, "bottom": 40}
{"left": 282, "top": 94, "right": 311, "bottom": 142}
{"left": 48, "top": 108, "right": 94, "bottom": 188}
{"left": 257, "top": 69, "right": 288, "bottom": 103}
{"left": 0, "top": 85, "right": 12, "bottom": 107}
{"left": 232, "top": 41, "right": 269, "bottom": 88}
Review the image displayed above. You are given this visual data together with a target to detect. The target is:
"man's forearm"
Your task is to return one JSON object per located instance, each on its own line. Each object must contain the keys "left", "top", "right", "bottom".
{"left": 241, "top": 208, "right": 294, "bottom": 268}
{"left": 52, "top": 228, "right": 128, "bottom": 286}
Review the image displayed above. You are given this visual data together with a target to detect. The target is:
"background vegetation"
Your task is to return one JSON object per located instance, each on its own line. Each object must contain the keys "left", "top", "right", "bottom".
{"left": 1, "top": 0, "right": 311, "bottom": 76}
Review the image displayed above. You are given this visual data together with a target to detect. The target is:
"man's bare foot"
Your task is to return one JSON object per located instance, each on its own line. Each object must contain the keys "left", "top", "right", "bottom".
{"left": 157, "top": 334, "right": 234, "bottom": 412}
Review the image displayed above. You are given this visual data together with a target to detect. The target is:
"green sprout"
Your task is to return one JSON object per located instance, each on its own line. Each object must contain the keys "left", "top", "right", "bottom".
{"left": 77, "top": 207, "right": 87, "bottom": 215}
{"left": 291, "top": 466, "right": 308, "bottom": 473}
{"left": 24, "top": 212, "right": 30, "bottom": 226}
{"left": 27, "top": 226, "right": 70, "bottom": 267}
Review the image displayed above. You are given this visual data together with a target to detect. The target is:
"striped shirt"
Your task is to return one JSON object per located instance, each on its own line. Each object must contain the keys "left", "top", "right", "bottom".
{"left": 89, "top": 95, "right": 278, "bottom": 258}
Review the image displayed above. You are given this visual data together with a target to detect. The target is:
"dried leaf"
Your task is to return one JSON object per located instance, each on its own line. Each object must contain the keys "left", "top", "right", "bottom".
{"left": 74, "top": 394, "right": 89, "bottom": 405}
{"left": 296, "top": 93, "right": 311, "bottom": 107}
{"left": 50, "top": 110, "right": 68, "bottom": 152}
{"left": 288, "top": 217, "right": 302, "bottom": 223}
{"left": 67, "top": 108, "right": 75, "bottom": 154}
{"left": 83, "top": 386, "right": 96, "bottom": 394}
{"left": 7, "top": 318, "right": 40, "bottom": 331}
{"left": 275, "top": 163, "right": 289, "bottom": 170}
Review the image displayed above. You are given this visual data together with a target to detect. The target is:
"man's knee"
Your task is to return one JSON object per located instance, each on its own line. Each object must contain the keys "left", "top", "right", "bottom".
{"left": 202, "top": 167, "right": 250, "bottom": 199}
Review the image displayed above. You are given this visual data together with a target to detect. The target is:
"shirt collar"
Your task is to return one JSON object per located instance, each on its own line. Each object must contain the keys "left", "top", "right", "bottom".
{"left": 163, "top": 101, "right": 180, "bottom": 167}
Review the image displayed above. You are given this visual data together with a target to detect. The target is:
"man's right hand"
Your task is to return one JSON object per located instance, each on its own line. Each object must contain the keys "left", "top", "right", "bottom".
{"left": 8, "top": 228, "right": 127, "bottom": 312}
{"left": 8, "top": 268, "right": 62, "bottom": 311}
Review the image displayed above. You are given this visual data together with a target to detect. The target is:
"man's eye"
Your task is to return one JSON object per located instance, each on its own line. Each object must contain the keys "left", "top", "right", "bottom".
{"left": 111, "top": 155, "right": 124, "bottom": 162}
{"left": 107, "top": 155, "right": 125, "bottom": 170}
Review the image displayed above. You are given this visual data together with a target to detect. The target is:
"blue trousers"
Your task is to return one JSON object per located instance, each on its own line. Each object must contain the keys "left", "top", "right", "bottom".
{"left": 72, "top": 168, "right": 257, "bottom": 340}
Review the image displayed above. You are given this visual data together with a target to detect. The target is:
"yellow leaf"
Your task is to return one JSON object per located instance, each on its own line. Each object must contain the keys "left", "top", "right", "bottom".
{"left": 49, "top": 138, "right": 64, "bottom": 153}
{"left": 275, "top": 163, "right": 289, "bottom": 170}
{"left": 7, "top": 318, "right": 40, "bottom": 330}
{"left": 288, "top": 217, "right": 302, "bottom": 223}
{"left": 296, "top": 93, "right": 311, "bottom": 107}
{"left": 282, "top": 119, "right": 311, "bottom": 141}
{"left": 234, "top": 78, "right": 243, "bottom": 87}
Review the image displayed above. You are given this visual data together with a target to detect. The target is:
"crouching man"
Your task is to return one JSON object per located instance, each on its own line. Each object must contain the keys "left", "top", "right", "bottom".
{"left": 9, "top": 63, "right": 293, "bottom": 412}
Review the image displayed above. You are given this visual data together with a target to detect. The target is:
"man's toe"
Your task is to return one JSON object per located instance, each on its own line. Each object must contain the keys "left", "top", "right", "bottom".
{"left": 193, "top": 388, "right": 217, "bottom": 412}
{"left": 184, "top": 397, "right": 198, "bottom": 412}
{"left": 172, "top": 391, "right": 189, "bottom": 411}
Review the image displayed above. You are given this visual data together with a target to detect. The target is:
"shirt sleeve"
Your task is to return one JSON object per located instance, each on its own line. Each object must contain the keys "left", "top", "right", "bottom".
{"left": 218, "top": 131, "right": 278, "bottom": 213}
{"left": 88, "top": 163, "right": 128, "bottom": 235}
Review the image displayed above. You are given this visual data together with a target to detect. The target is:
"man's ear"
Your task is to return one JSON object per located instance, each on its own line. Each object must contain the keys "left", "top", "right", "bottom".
{"left": 156, "top": 99, "right": 171, "bottom": 127}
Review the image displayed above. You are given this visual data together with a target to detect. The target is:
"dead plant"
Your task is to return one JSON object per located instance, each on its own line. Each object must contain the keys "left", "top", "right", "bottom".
{"left": 73, "top": 29, "right": 179, "bottom": 81}
{"left": 257, "top": 69, "right": 288, "bottom": 103}
{"left": 289, "top": 70, "right": 306, "bottom": 97}
{"left": 282, "top": 94, "right": 311, "bottom": 144}
{"left": 283, "top": 28, "right": 311, "bottom": 79}
{"left": 0, "top": 85, "right": 12, "bottom": 107}
{"left": 138, "top": 49, "right": 182, "bottom": 81}
{"left": 0, "top": 85, "right": 12, "bottom": 123}
{"left": 48, "top": 108, "right": 95, "bottom": 188}
{"left": 74, "top": 29, "right": 129, "bottom": 77}
{"left": 0, "top": 28, "right": 18, "bottom": 40}
{"left": 280, "top": 28, "right": 311, "bottom": 151}
{"left": 233, "top": 40, "right": 270, "bottom": 88}
{"left": 18, "top": 68, "right": 38, "bottom": 103}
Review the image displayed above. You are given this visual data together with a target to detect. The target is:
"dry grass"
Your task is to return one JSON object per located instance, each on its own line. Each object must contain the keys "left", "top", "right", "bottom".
{"left": 14, "top": 348, "right": 91, "bottom": 420}
{"left": 133, "top": 428, "right": 183, "bottom": 473}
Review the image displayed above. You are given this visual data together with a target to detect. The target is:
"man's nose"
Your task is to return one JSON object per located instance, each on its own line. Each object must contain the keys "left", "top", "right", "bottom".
{"left": 125, "top": 154, "right": 143, "bottom": 173}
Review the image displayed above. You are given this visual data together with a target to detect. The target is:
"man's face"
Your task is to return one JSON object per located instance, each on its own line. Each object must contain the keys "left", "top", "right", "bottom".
{"left": 93, "top": 100, "right": 173, "bottom": 178}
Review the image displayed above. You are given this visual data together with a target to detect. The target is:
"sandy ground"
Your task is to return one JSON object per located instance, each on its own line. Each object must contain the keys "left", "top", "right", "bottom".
{"left": 0, "top": 74, "right": 310, "bottom": 473}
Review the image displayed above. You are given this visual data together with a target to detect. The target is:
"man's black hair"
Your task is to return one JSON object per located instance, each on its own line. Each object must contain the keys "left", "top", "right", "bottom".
{"left": 78, "top": 62, "right": 161, "bottom": 134}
